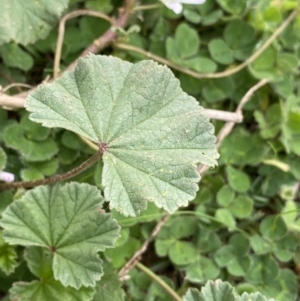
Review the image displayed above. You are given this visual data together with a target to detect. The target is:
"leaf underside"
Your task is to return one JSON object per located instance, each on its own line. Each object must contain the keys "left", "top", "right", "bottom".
{"left": 26, "top": 55, "right": 219, "bottom": 216}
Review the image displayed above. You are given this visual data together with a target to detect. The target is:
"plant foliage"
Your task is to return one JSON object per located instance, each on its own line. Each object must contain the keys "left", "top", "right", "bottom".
{"left": 0, "top": 0, "right": 299, "bottom": 301}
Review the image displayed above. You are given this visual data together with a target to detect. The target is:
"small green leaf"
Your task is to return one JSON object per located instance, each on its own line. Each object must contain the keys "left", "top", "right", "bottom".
{"left": 260, "top": 215, "right": 287, "bottom": 241}
{"left": 208, "top": 39, "right": 234, "bottom": 65}
{"left": 226, "top": 166, "right": 250, "bottom": 193}
{"left": 185, "top": 256, "right": 220, "bottom": 283}
{"left": 158, "top": 216, "right": 198, "bottom": 240}
{"left": 0, "top": 183, "right": 120, "bottom": 289}
{"left": 245, "top": 255, "right": 278, "bottom": 285}
{"left": 183, "top": 9, "right": 202, "bottom": 24}
{"left": 224, "top": 20, "right": 255, "bottom": 49}
{"left": 21, "top": 167, "right": 44, "bottom": 181}
{"left": 250, "top": 234, "right": 272, "bottom": 255}
{"left": 202, "top": 77, "right": 234, "bottom": 103}
{"left": 20, "top": 113, "right": 51, "bottom": 141}
{"left": 3, "top": 123, "right": 58, "bottom": 162}
{"left": 214, "top": 245, "right": 233, "bottom": 268}
{"left": 104, "top": 237, "right": 140, "bottom": 268}
{"left": 175, "top": 23, "right": 200, "bottom": 59}
{"left": 168, "top": 241, "right": 198, "bottom": 266}
{"left": 216, "top": 0, "right": 247, "bottom": 15}
{"left": 202, "top": 10, "right": 223, "bottom": 26}
{"left": 0, "top": 231, "right": 18, "bottom": 275}
{"left": 228, "top": 195, "right": 253, "bottom": 218}
{"left": 215, "top": 208, "right": 236, "bottom": 229}
{"left": 0, "top": 43, "right": 33, "bottom": 71}
{"left": 220, "top": 128, "right": 268, "bottom": 166}
{"left": 183, "top": 57, "right": 217, "bottom": 73}
{"left": 25, "top": 55, "right": 218, "bottom": 216}
{"left": 217, "top": 185, "right": 235, "bottom": 207}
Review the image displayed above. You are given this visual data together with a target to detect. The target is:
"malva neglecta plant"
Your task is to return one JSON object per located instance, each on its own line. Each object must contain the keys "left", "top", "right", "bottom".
{"left": 0, "top": 0, "right": 300, "bottom": 301}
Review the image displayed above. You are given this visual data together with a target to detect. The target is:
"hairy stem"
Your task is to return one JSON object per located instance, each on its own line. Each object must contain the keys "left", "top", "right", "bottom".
{"left": 135, "top": 262, "right": 182, "bottom": 301}
{"left": 0, "top": 151, "right": 102, "bottom": 190}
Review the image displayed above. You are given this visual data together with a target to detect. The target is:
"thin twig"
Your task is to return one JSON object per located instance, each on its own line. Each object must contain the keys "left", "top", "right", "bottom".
{"left": 54, "top": 10, "right": 113, "bottom": 79}
{"left": 0, "top": 95, "right": 27, "bottom": 109}
{"left": 135, "top": 262, "right": 182, "bottom": 301}
{"left": 205, "top": 109, "right": 243, "bottom": 123}
{"left": 115, "top": 7, "right": 299, "bottom": 79}
{"left": 1, "top": 83, "right": 33, "bottom": 93}
{"left": 216, "top": 78, "right": 269, "bottom": 148}
{"left": 66, "top": 0, "right": 132, "bottom": 72}
{"left": 119, "top": 213, "right": 170, "bottom": 279}
{"left": 0, "top": 151, "right": 102, "bottom": 190}
{"left": 0, "top": 71, "right": 23, "bottom": 93}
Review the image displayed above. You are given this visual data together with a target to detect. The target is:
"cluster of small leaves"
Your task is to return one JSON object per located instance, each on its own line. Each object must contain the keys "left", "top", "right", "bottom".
{"left": 0, "top": 0, "right": 300, "bottom": 301}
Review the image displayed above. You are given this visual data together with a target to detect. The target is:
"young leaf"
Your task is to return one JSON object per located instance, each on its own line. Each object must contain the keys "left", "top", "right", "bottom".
{"left": 10, "top": 247, "right": 95, "bottom": 301}
{"left": 0, "top": 183, "right": 120, "bottom": 289}
{"left": 183, "top": 280, "right": 236, "bottom": 301}
{"left": 25, "top": 55, "right": 218, "bottom": 216}
{"left": 0, "top": 0, "right": 69, "bottom": 45}
{"left": 0, "top": 231, "right": 18, "bottom": 275}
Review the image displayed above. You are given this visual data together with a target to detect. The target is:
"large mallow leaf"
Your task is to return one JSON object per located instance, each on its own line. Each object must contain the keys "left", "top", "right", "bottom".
{"left": 182, "top": 280, "right": 276, "bottom": 301}
{"left": 0, "top": 0, "right": 68, "bottom": 45}
{"left": 25, "top": 55, "right": 219, "bottom": 216}
{"left": 0, "top": 183, "right": 120, "bottom": 289}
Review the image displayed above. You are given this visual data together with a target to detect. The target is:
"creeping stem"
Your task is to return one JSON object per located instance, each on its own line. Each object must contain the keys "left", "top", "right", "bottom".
{"left": 0, "top": 151, "right": 103, "bottom": 190}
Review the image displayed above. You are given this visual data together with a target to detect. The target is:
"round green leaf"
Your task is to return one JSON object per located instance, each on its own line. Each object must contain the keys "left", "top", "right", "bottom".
{"left": 224, "top": 20, "right": 255, "bottom": 49}
{"left": 183, "top": 57, "right": 217, "bottom": 73}
{"left": 260, "top": 215, "right": 287, "bottom": 241}
{"left": 228, "top": 195, "right": 253, "bottom": 218}
{"left": 0, "top": 43, "right": 33, "bottom": 71}
{"left": 226, "top": 166, "right": 250, "bottom": 193}
{"left": 202, "top": 77, "right": 234, "bottom": 103}
{"left": 216, "top": 0, "right": 247, "bottom": 15}
{"left": 215, "top": 208, "right": 236, "bottom": 229}
{"left": 217, "top": 185, "right": 235, "bottom": 207}
{"left": 208, "top": 39, "right": 234, "bottom": 65}
{"left": 227, "top": 256, "right": 250, "bottom": 277}
{"left": 0, "top": 0, "right": 69, "bottom": 45}
{"left": 168, "top": 241, "right": 198, "bottom": 266}
{"left": 245, "top": 255, "right": 278, "bottom": 285}
{"left": 0, "top": 183, "right": 120, "bottom": 289}
{"left": 26, "top": 55, "right": 218, "bottom": 216}
{"left": 175, "top": 23, "right": 200, "bottom": 59}
{"left": 185, "top": 256, "right": 220, "bottom": 283}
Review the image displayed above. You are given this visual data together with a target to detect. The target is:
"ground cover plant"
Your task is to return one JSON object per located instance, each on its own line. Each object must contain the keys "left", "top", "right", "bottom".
{"left": 0, "top": 0, "right": 299, "bottom": 300}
